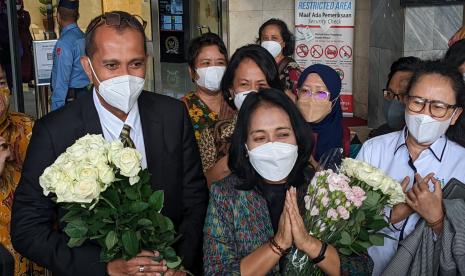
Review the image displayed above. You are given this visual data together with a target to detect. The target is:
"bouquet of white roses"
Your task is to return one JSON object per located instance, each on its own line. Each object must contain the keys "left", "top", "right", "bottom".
{"left": 287, "top": 158, "right": 404, "bottom": 275}
{"left": 40, "top": 134, "right": 183, "bottom": 269}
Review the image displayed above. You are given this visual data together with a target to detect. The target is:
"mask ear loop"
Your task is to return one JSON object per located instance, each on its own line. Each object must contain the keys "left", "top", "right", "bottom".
{"left": 87, "top": 57, "right": 103, "bottom": 88}
{"left": 330, "top": 95, "right": 340, "bottom": 109}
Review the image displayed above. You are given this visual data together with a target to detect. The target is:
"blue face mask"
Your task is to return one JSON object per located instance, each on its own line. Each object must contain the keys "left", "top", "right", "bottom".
{"left": 383, "top": 99, "right": 405, "bottom": 130}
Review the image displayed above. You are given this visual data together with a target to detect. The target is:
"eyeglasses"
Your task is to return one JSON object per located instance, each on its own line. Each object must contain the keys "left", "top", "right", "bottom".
{"left": 383, "top": 89, "right": 406, "bottom": 101}
{"left": 86, "top": 12, "right": 147, "bottom": 35}
{"left": 298, "top": 88, "right": 330, "bottom": 100}
{"left": 406, "top": 95, "right": 457, "bottom": 118}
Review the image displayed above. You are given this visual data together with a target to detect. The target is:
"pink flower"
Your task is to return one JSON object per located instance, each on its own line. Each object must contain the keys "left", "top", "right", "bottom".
{"left": 310, "top": 206, "right": 319, "bottom": 216}
{"left": 304, "top": 195, "right": 311, "bottom": 210}
{"left": 337, "top": 206, "right": 350, "bottom": 220}
{"left": 321, "top": 196, "right": 330, "bottom": 207}
{"left": 350, "top": 186, "right": 366, "bottom": 207}
{"left": 327, "top": 208, "right": 338, "bottom": 221}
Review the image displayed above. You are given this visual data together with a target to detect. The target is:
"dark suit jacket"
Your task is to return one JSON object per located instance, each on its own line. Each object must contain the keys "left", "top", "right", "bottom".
{"left": 11, "top": 91, "right": 209, "bottom": 275}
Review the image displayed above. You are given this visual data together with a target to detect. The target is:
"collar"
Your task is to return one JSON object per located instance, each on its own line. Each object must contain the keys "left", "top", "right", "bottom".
{"left": 92, "top": 88, "right": 140, "bottom": 138}
{"left": 394, "top": 127, "right": 448, "bottom": 162}
{"left": 60, "top": 23, "right": 79, "bottom": 36}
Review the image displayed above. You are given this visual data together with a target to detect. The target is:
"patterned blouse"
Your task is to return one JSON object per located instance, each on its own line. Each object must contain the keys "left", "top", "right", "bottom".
{"left": 181, "top": 91, "right": 219, "bottom": 141}
{"left": 0, "top": 111, "right": 43, "bottom": 275}
{"left": 203, "top": 174, "right": 374, "bottom": 275}
{"left": 278, "top": 57, "right": 301, "bottom": 96}
{"left": 198, "top": 114, "right": 237, "bottom": 172}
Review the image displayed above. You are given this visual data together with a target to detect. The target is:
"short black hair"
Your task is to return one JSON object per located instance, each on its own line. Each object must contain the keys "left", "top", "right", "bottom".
{"left": 386, "top": 56, "right": 421, "bottom": 88}
{"left": 187, "top": 32, "right": 227, "bottom": 71}
{"left": 407, "top": 60, "right": 465, "bottom": 147}
{"left": 444, "top": 39, "right": 465, "bottom": 70}
{"left": 57, "top": 7, "right": 79, "bottom": 22}
{"left": 85, "top": 11, "right": 147, "bottom": 58}
{"left": 256, "top": 18, "right": 295, "bottom": 57}
{"left": 229, "top": 88, "right": 313, "bottom": 190}
{"left": 221, "top": 44, "right": 283, "bottom": 109}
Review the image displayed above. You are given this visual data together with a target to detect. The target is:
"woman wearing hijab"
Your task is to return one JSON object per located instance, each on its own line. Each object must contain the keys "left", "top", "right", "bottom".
{"left": 296, "top": 64, "right": 344, "bottom": 161}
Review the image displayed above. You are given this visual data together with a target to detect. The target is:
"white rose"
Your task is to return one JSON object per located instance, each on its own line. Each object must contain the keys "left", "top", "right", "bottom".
{"left": 76, "top": 165, "right": 99, "bottom": 181}
{"left": 112, "top": 148, "right": 141, "bottom": 177}
{"left": 66, "top": 143, "right": 88, "bottom": 161}
{"left": 40, "top": 166, "right": 60, "bottom": 195}
{"left": 72, "top": 179, "right": 101, "bottom": 203}
{"left": 86, "top": 149, "right": 109, "bottom": 166}
{"left": 61, "top": 160, "right": 78, "bottom": 180}
{"left": 107, "top": 140, "right": 124, "bottom": 162}
{"left": 55, "top": 179, "right": 75, "bottom": 203}
{"left": 97, "top": 163, "right": 115, "bottom": 187}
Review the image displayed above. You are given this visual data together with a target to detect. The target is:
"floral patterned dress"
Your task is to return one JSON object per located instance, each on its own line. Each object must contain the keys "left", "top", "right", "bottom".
{"left": 181, "top": 91, "right": 219, "bottom": 142}
{"left": 0, "top": 111, "right": 43, "bottom": 275}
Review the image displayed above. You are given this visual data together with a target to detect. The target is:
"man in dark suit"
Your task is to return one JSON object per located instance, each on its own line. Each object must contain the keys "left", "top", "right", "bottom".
{"left": 11, "top": 11, "right": 208, "bottom": 276}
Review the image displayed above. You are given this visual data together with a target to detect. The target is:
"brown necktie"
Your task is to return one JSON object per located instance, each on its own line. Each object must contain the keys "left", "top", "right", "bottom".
{"left": 119, "top": 124, "right": 136, "bottom": 148}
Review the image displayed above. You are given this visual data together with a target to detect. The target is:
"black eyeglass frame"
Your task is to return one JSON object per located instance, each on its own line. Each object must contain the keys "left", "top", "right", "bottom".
{"left": 383, "top": 88, "right": 406, "bottom": 101}
{"left": 405, "top": 95, "right": 458, "bottom": 118}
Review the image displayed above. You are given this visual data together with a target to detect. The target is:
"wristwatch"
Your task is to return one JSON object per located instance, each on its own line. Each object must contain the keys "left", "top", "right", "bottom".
{"left": 310, "top": 242, "right": 328, "bottom": 264}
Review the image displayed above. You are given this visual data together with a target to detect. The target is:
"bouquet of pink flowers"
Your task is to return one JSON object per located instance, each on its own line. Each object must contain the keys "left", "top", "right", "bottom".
{"left": 286, "top": 158, "right": 405, "bottom": 275}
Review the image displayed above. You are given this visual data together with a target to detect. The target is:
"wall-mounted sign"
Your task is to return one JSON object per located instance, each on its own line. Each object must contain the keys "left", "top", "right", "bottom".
{"left": 159, "top": 0, "right": 188, "bottom": 63}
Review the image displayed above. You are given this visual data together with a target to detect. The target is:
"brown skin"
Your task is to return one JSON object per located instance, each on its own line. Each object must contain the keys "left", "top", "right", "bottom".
{"left": 80, "top": 25, "right": 175, "bottom": 275}
{"left": 239, "top": 105, "right": 340, "bottom": 276}
{"left": 260, "top": 24, "right": 286, "bottom": 64}
{"left": 80, "top": 25, "right": 147, "bottom": 122}
{"left": 204, "top": 58, "right": 270, "bottom": 187}
{"left": 188, "top": 44, "right": 227, "bottom": 115}
{"left": 391, "top": 74, "right": 463, "bottom": 234}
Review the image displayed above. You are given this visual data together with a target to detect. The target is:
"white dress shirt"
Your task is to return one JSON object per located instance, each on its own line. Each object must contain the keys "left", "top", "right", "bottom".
{"left": 356, "top": 128, "right": 465, "bottom": 276}
{"left": 93, "top": 89, "right": 147, "bottom": 169}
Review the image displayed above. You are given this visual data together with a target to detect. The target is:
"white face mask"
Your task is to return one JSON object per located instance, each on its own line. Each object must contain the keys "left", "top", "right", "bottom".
{"left": 405, "top": 112, "right": 455, "bottom": 144}
{"left": 195, "top": 66, "right": 226, "bottom": 92}
{"left": 261, "top": 41, "right": 282, "bottom": 58}
{"left": 247, "top": 142, "right": 298, "bottom": 182}
{"left": 462, "top": 73, "right": 465, "bottom": 82}
{"left": 233, "top": 90, "right": 255, "bottom": 110}
{"left": 87, "top": 58, "right": 145, "bottom": 114}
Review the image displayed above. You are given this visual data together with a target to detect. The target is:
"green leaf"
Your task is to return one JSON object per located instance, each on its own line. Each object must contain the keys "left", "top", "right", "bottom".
{"left": 359, "top": 229, "right": 369, "bottom": 241}
{"left": 124, "top": 186, "right": 139, "bottom": 200}
{"left": 68, "top": 237, "right": 86, "bottom": 247}
{"left": 363, "top": 191, "right": 381, "bottom": 209}
{"left": 166, "top": 256, "right": 182, "bottom": 269}
{"left": 339, "top": 247, "right": 352, "bottom": 255}
{"left": 61, "top": 209, "right": 83, "bottom": 222}
{"left": 369, "top": 234, "right": 385, "bottom": 246}
{"left": 128, "top": 202, "right": 149, "bottom": 213}
{"left": 138, "top": 218, "right": 153, "bottom": 227}
{"left": 64, "top": 220, "right": 88, "bottom": 238}
{"left": 163, "top": 247, "right": 177, "bottom": 260}
{"left": 355, "top": 210, "right": 365, "bottom": 223}
{"left": 368, "top": 220, "right": 389, "bottom": 230}
{"left": 149, "top": 191, "right": 164, "bottom": 212}
{"left": 105, "top": 231, "right": 118, "bottom": 250}
{"left": 339, "top": 231, "right": 352, "bottom": 245}
{"left": 102, "top": 189, "right": 120, "bottom": 208}
{"left": 356, "top": 241, "right": 371, "bottom": 249}
{"left": 122, "top": 230, "right": 139, "bottom": 258}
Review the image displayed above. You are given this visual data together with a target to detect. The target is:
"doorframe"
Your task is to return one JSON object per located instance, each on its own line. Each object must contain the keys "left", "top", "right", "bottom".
{"left": 150, "top": 0, "right": 162, "bottom": 93}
